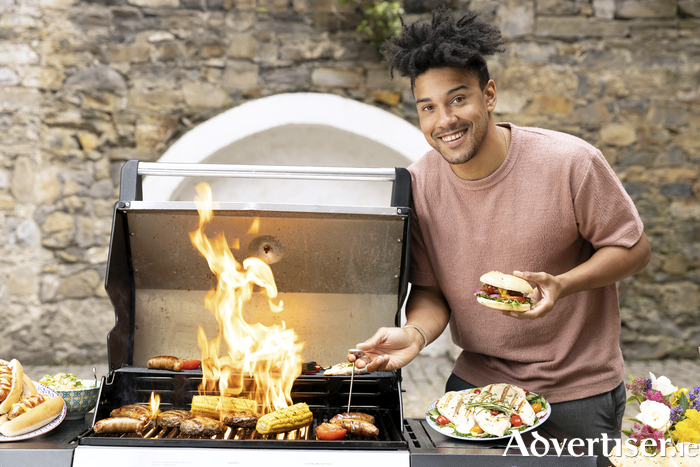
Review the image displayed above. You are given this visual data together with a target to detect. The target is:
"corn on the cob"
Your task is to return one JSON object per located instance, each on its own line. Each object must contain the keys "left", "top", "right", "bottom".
{"left": 190, "top": 395, "right": 256, "bottom": 419}
{"left": 255, "top": 403, "right": 313, "bottom": 435}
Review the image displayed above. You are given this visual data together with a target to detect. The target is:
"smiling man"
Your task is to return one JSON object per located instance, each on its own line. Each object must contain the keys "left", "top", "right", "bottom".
{"left": 351, "top": 7, "right": 651, "bottom": 467}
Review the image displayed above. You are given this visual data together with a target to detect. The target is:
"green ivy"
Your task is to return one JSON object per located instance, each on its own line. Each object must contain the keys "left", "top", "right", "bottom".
{"left": 338, "top": 0, "right": 404, "bottom": 48}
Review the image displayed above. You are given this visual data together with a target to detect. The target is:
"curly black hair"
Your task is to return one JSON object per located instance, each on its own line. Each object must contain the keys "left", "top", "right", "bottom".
{"left": 381, "top": 6, "right": 506, "bottom": 89}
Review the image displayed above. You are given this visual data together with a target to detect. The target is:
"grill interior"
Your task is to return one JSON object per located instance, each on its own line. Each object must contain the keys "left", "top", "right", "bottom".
{"left": 81, "top": 366, "right": 406, "bottom": 450}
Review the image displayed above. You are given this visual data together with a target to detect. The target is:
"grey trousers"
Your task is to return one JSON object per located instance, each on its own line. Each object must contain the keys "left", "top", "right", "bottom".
{"left": 445, "top": 373, "right": 627, "bottom": 467}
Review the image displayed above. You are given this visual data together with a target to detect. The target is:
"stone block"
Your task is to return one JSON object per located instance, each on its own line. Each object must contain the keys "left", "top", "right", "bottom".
{"left": 0, "top": 43, "right": 39, "bottom": 67}
{"left": 105, "top": 43, "right": 152, "bottom": 64}
{"left": 536, "top": 0, "right": 579, "bottom": 15}
{"left": 496, "top": 0, "right": 536, "bottom": 37}
{"left": 367, "top": 90, "right": 401, "bottom": 106}
{"left": 21, "top": 67, "right": 65, "bottom": 90}
{"left": 0, "top": 194, "right": 15, "bottom": 211}
{"left": 0, "top": 87, "right": 42, "bottom": 110}
{"left": 10, "top": 156, "right": 34, "bottom": 203}
{"left": 600, "top": 123, "right": 637, "bottom": 146}
{"left": 127, "top": 88, "right": 185, "bottom": 110}
{"left": 261, "top": 64, "right": 312, "bottom": 90}
{"left": 592, "top": 0, "right": 615, "bottom": 18}
{"left": 64, "top": 65, "right": 128, "bottom": 96}
{"left": 36, "top": 170, "right": 60, "bottom": 205}
{"left": 0, "top": 67, "right": 20, "bottom": 86}
{"left": 227, "top": 32, "right": 257, "bottom": 59}
{"left": 182, "top": 81, "right": 229, "bottom": 108}
{"left": 679, "top": 0, "right": 700, "bottom": 17}
{"left": 58, "top": 269, "right": 101, "bottom": 299}
{"left": 495, "top": 90, "right": 529, "bottom": 114}
{"left": 523, "top": 93, "right": 573, "bottom": 115}
{"left": 311, "top": 67, "right": 363, "bottom": 88}
{"left": 617, "top": 0, "right": 678, "bottom": 19}
{"left": 42, "top": 212, "right": 75, "bottom": 233}
{"left": 535, "top": 15, "right": 587, "bottom": 39}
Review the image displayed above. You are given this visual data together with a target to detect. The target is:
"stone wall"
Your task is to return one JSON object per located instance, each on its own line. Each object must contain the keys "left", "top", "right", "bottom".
{"left": 0, "top": 0, "right": 698, "bottom": 365}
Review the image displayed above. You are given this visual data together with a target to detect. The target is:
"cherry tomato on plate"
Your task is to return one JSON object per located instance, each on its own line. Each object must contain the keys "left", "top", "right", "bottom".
{"left": 436, "top": 415, "right": 450, "bottom": 425}
{"left": 316, "top": 423, "right": 347, "bottom": 440}
{"left": 182, "top": 359, "right": 201, "bottom": 370}
{"left": 510, "top": 414, "right": 523, "bottom": 427}
{"left": 531, "top": 403, "right": 543, "bottom": 414}
{"left": 473, "top": 389, "right": 481, "bottom": 394}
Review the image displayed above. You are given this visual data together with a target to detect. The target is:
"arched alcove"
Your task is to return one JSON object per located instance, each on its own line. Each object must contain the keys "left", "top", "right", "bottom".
{"left": 143, "top": 92, "right": 432, "bottom": 206}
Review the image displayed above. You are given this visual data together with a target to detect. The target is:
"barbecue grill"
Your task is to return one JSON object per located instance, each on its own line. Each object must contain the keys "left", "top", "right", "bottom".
{"left": 1, "top": 161, "right": 597, "bottom": 467}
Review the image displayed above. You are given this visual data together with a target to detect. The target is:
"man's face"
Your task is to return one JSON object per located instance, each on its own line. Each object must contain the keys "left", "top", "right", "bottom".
{"left": 414, "top": 67, "right": 495, "bottom": 166}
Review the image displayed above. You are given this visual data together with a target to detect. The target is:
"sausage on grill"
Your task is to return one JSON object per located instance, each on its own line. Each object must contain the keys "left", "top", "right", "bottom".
{"left": 332, "top": 419, "right": 379, "bottom": 437}
{"left": 94, "top": 417, "right": 145, "bottom": 434}
{"left": 147, "top": 356, "right": 184, "bottom": 372}
{"left": 110, "top": 404, "right": 151, "bottom": 422}
{"left": 329, "top": 412, "right": 375, "bottom": 425}
{"left": 180, "top": 416, "right": 223, "bottom": 437}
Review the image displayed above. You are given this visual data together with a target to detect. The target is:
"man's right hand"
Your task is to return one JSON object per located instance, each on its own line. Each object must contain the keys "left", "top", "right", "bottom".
{"left": 348, "top": 326, "right": 423, "bottom": 372}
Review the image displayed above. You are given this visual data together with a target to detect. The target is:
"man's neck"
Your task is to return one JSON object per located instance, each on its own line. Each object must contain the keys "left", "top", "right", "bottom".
{"left": 450, "top": 123, "right": 509, "bottom": 181}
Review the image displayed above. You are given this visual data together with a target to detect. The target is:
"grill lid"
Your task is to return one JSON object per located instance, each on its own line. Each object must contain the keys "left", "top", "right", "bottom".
{"left": 104, "top": 161, "right": 412, "bottom": 371}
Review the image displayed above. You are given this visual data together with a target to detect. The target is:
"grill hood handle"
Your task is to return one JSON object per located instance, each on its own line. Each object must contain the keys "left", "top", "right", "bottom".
{"left": 119, "top": 160, "right": 411, "bottom": 208}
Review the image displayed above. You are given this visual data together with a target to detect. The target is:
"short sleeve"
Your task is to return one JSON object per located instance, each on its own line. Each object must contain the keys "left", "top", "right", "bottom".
{"left": 573, "top": 149, "right": 644, "bottom": 249}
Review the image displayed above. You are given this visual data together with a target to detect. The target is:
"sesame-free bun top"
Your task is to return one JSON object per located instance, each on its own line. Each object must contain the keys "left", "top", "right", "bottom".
{"left": 480, "top": 271, "right": 534, "bottom": 295}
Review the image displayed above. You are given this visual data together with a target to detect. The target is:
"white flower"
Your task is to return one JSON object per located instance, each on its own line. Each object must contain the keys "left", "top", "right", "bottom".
{"left": 649, "top": 372, "right": 677, "bottom": 396}
{"left": 637, "top": 400, "right": 671, "bottom": 431}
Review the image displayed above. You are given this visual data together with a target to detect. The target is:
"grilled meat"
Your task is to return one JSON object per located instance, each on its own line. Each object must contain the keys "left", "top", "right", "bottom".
{"left": 110, "top": 404, "right": 151, "bottom": 422}
{"left": 329, "top": 412, "right": 375, "bottom": 425}
{"left": 222, "top": 410, "right": 259, "bottom": 428}
{"left": 180, "top": 416, "right": 223, "bottom": 437}
{"left": 147, "top": 356, "right": 184, "bottom": 372}
{"left": 156, "top": 409, "right": 193, "bottom": 428}
{"left": 94, "top": 417, "right": 145, "bottom": 434}
{"left": 332, "top": 419, "right": 379, "bottom": 437}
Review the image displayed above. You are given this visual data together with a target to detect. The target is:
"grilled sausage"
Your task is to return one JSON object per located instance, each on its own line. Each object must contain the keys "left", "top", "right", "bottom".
{"left": 329, "top": 412, "right": 375, "bottom": 425}
{"left": 110, "top": 404, "right": 151, "bottom": 422}
{"left": 147, "top": 356, "right": 183, "bottom": 372}
{"left": 332, "top": 419, "right": 379, "bottom": 437}
{"left": 7, "top": 394, "right": 50, "bottom": 420}
{"left": 156, "top": 410, "right": 192, "bottom": 428}
{"left": 222, "top": 410, "right": 259, "bottom": 428}
{"left": 94, "top": 417, "right": 145, "bottom": 434}
{"left": 180, "top": 416, "right": 223, "bottom": 437}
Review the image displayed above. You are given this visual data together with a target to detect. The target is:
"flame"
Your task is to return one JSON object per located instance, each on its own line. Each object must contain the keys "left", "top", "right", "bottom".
{"left": 150, "top": 391, "right": 160, "bottom": 418}
{"left": 190, "top": 183, "right": 304, "bottom": 414}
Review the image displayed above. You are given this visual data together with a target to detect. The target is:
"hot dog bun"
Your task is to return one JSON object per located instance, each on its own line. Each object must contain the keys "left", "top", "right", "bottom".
{"left": 21, "top": 375, "right": 38, "bottom": 399}
{"left": 479, "top": 271, "right": 534, "bottom": 294}
{"left": 0, "top": 359, "right": 24, "bottom": 415}
{"left": 0, "top": 395, "right": 64, "bottom": 437}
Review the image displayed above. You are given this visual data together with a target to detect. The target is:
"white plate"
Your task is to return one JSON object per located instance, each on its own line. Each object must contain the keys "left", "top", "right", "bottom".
{"left": 0, "top": 382, "right": 67, "bottom": 442}
{"left": 425, "top": 388, "right": 551, "bottom": 441}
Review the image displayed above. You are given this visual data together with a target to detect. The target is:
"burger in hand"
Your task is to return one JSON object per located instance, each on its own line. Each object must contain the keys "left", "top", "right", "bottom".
{"left": 474, "top": 271, "right": 534, "bottom": 312}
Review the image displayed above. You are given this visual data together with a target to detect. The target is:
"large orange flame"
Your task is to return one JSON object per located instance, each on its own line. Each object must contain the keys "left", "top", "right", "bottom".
{"left": 189, "top": 183, "right": 304, "bottom": 414}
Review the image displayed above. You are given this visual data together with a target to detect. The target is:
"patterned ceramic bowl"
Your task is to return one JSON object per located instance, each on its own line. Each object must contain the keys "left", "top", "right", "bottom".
{"left": 56, "top": 380, "right": 100, "bottom": 420}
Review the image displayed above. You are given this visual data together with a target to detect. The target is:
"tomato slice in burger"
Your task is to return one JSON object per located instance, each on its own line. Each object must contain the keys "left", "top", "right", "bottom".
{"left": 316, "top": 422, "right": 347, "bottom": 440}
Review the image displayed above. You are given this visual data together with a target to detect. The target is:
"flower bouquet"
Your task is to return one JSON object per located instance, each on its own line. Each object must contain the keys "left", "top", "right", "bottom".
{"left": 608, "top": 372, "right": 700, "bottom": 467}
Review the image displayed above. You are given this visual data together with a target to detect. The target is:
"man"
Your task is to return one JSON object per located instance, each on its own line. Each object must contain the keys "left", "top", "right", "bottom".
{"left": 350, "top": 7, "right": 651, "bottom": 465}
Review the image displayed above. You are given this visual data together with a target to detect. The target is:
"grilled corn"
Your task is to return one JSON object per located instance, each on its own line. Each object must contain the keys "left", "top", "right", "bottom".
{"left": 255, "top": 403, "right": 313, "bottom": 435}
{"left": 190, "top": 395, "right": 256, "bottom": 419}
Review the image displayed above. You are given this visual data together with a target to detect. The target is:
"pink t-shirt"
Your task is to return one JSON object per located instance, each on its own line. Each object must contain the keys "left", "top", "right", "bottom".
{"left": 408, "top": 123, "right": 644, "bottom": 403}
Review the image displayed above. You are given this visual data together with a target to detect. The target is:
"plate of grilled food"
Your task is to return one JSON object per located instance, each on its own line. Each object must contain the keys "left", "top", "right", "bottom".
{"left": 425, "top": 383, "right": 550, "bottom": 441}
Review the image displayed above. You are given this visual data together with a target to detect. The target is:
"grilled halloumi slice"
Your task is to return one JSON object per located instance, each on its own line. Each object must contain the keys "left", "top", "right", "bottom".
{"left": 474, "top": 407, "right": 510, "bottom": 437}
{"left": 482, "top": 383, "right": 537, "bottom": 426}
{"left": 435, "top": 392, "right": 475, "bottom": 429}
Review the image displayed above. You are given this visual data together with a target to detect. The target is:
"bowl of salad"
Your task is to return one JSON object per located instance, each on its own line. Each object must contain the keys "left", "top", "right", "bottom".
{"left": 39, "top": 373, "right": 100, "bottom": 420}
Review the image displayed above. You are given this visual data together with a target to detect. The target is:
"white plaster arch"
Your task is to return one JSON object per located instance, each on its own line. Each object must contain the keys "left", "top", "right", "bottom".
{"left": 142, "top": 92, "right": 432, "bottom": 204}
